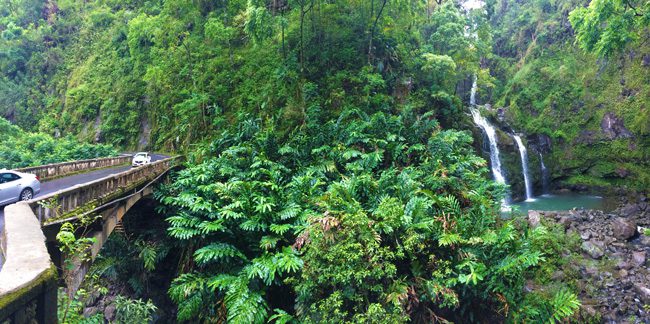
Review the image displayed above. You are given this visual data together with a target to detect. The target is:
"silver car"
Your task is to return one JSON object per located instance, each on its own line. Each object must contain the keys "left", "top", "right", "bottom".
{"left": 0, "top": 170, "right": 41, "bottom": 206}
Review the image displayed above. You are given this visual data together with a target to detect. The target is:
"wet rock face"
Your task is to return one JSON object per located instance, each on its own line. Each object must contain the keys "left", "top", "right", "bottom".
{"left": 496, "top": 107, "right": 506, "bottom": 122}
{"left": 94, "top": 116, "right": 103, "bottom": 143}
{"left": 534, "top": 133, "right": 552, "bottom": 153}
{"left": 138, "top": 117, "right": 152, "bottom": 150}
{"left": 576, "top": 130, "right": 597, "bottom": 145}
{"left": 528, "top": 195, "right": 650, "bottom": 323}
{"left": 601, "top": 112, "right": 633, "bottom": 140}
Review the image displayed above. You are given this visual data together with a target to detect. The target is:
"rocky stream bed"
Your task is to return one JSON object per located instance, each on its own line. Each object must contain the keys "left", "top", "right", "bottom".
{"left": 528, "top": 194, "right": 649, "bottom": 323}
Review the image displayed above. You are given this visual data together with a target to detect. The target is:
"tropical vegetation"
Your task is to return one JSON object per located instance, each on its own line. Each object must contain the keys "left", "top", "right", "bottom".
{"left": 0, "top": 117, "right": 116, "bottom": 169}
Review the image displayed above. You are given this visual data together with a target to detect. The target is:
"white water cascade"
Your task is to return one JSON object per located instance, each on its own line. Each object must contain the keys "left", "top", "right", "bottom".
{"left": 469, "top": 77, "right": 509, "bottom": 203}
{"left": 513, "top": 135, "right": 534, "bottom": 201}
{"left": 470, "top": 75, "right": 478, "bottom": 106}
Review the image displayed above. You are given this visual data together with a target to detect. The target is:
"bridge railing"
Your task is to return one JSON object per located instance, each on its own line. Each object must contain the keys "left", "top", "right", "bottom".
{"left": 15, "top": 155, "right": 132, "bottom": 181}
{"left": 32, "top": 156, "right": 180, "bottom": 223}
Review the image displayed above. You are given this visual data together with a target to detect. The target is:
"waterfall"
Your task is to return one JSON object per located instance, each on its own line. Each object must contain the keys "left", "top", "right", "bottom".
{"left": 470, "top": 75, "right": 478, "bottom": 106}
{"left": 469, "top": 78, "right": 509, "bottom": 205}
{"left": 539, "top": 152, "right": 549, "bottom": 194}
{"left": 470, "top": 108, "right": 507, "bottom": 187}
{"left": 513, "top": 135, "right": 534, "bottom": 201}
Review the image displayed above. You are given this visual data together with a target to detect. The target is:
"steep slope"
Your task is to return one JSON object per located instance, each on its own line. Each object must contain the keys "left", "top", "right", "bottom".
{"left": 486, "top": 0, "right": 650, "bottom": 191}
{"left": 0, "top": 0, "right": 488, "bottom": 151}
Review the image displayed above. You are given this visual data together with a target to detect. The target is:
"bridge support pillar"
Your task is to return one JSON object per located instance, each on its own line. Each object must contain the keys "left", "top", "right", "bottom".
{"left": 36, "top": 277, "right": 58, "bottom": 324}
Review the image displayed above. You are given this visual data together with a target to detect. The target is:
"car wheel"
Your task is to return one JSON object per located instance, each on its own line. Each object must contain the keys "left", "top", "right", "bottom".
{"left": 19, "top": 188, "right": 33, "bottom": 201}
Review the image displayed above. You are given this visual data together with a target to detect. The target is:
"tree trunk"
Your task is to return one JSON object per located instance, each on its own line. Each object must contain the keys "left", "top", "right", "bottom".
{"left": 299, "top": 1, "right": 314, "bottom": 72}
{"left": 368, "top": 0, "right": 387, "bottom": 64}
{"left": 300, "top": 9, "right": 305, "bottom": 71}
{"left": 281, "top": 9, "right": 286, "bottom": 59}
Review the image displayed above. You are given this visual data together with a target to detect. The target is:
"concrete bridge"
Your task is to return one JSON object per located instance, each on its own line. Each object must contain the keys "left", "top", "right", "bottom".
{"left": 0, "top": 155, "right": 180, "bottom": 323}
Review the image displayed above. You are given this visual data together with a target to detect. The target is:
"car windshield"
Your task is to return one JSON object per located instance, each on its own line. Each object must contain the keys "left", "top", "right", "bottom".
{"left": 135, "top": 153, "right": 147, "bottom": 158}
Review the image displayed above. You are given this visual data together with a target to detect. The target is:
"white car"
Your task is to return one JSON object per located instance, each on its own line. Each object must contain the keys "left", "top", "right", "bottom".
{"left": 132, "top": 152, "right": 152, "bottom": 167}
{"left": 0, "top": 170, "right": 41, "bottom": 206}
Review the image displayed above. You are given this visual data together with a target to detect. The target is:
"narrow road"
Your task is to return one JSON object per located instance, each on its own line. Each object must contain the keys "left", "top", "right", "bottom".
{"left": 0, "top": 154, "right": 167, "bottom": 240}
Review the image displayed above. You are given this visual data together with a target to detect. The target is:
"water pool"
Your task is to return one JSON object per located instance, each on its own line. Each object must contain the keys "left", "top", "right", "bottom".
{"left": 507, "top": 193, "right": 617, "bottom": 214}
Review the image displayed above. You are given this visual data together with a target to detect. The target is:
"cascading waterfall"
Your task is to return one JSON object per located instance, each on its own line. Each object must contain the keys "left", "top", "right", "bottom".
{"left": 469, "top": 77, "right": 509, "bottom": 205}
{"left": 470, "top": 75, "right": 478, "bottom": 106}
{"left": 470, "top": 108, "right": 508, "bottom": 186}
{"left": 539, "top": 152, "right": 549, "bottom": 194}
{"left": 513, "top": 135, "right": 534, "bottom": 201}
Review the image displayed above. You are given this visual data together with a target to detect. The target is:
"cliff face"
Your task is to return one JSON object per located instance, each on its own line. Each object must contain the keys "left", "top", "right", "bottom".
{"left": 487, "top": 0, "right": 650, "bottom": 191}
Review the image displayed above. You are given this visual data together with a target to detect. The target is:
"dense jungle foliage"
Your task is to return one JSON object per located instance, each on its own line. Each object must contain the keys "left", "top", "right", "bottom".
{"left": 1, "top": 0, "right": 648, "bottom": 323}
{"left": 0, "top": 117, "right": 116, "bottom": 168}
{"left": 154, "top": 110, "right": 582, "bottom": 322}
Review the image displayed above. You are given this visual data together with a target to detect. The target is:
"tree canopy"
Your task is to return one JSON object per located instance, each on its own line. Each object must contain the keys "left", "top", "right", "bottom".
{"left": 570, "top": 0, "right": 650, "bottom": 57}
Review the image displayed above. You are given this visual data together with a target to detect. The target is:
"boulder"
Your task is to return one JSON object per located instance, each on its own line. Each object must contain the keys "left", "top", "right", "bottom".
{"left": 615, "top": 167, "right": 631, "bottom": 178}
{"left": 620, "top": 204, "right": 641, "bottom": 217}
{"left": 632, "top": 251, "right": 646, "bottom": 267}
{"left": 584, "top": 265, "right": 600, "bottom": 277}
{"left": 639, "top": 235, "right": 650, "bottom": 246}
{"left": 551, "top": 271, "right": 565, "bottom": 281}
{"left": 581, "top": 241, "right": 605, "bottom": 259}
{"left": 528, "top": 210, "right": 541, "bottom": 228}
{"left": 634, "top": 284, "right": 650, "bottom": 303}
{"left": 617, "top": 260, "right": 632, "bottom": 270}
{"left": 611, "top": 217, "right": 637, "bottom": 240}
{"left": 581, "top": 304, "right": 598, "bottom": 318}
{"left": 576, "top": 130, "right": 597, "bottom": 145}
{"left": 104, "top": 304, "right": 117, "bottom": 322}
{"left": 558, "top": 216, "right": 574, "bottom": 228}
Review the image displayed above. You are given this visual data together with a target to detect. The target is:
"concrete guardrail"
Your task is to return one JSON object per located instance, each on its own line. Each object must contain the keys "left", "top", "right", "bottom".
{"left": 0, "top": 203, "right": 57, "bottom": 323}
{"left": 15, "top": 155, "right": 132, "bottom": 181}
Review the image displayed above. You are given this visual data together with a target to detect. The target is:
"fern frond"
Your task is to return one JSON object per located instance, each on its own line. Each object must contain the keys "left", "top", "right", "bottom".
{"left": 549, "top": 289, "right": 580, "bottom": 323}
{"left": 194, "top": 243, "right": 247, "bottom": 265}
{"left": 269, "top": 223, "right": 292, "bottom": 235}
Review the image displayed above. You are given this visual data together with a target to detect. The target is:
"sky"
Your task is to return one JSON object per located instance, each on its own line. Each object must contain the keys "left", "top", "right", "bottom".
{"left": 462, "top": 0, "right": 485, "bottom": 10}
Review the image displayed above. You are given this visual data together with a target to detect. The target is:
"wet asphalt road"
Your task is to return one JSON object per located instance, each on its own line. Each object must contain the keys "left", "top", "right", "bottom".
{"left": 0, "top": 154, "right": 167, "bottom": 242}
